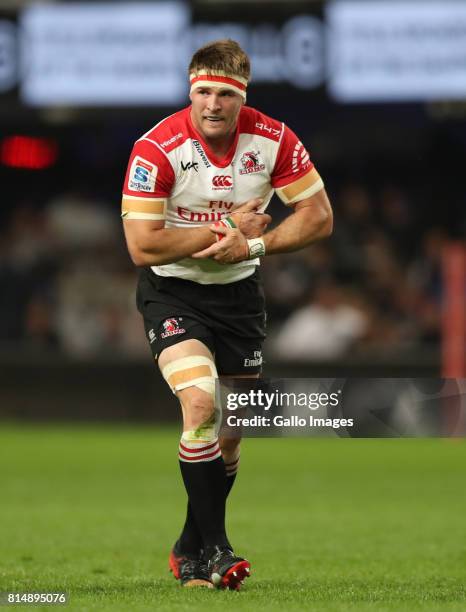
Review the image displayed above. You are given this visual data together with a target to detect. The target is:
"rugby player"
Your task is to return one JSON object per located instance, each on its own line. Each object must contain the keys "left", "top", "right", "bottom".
{"left": 122, "top": 39, "right": 333, "bottom": 590}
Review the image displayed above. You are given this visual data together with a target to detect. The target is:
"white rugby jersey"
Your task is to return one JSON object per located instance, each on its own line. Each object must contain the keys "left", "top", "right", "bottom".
{"left": 122, "top": 106, "right": 324, "bottom": 284}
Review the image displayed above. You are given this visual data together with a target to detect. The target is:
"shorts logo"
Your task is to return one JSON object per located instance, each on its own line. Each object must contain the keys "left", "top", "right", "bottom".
{"left": 244, "top": 350, "right": 263, "bottom": 367}
{"left": 129, "top": 156, "right": 157, "bottom": 192}
{"left": 212, "top": 175, "right": 233, "bottom": 190}
{"left": 161, "top": 317, "right": 186, "bottom": 339}
{"left": 239, "top": 151, "right": 265, "bottom": 175}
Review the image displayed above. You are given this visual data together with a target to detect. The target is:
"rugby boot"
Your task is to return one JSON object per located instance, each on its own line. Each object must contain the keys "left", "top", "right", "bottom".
{"left": 168, "top": 543, "right": 213, "bottom": 588}
{"left": 206, "top": 545, "right": 251, "bottom": 590}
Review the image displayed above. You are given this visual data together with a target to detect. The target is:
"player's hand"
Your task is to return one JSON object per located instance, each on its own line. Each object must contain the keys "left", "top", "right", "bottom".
{"left": 232, "top": 197, "right": 264, "bottom": 215}
{"left": 191, "top": 225, "right": 249, "bottom": 264}
{"left": 230, "top": 198, "right": 271, "bottom": 238}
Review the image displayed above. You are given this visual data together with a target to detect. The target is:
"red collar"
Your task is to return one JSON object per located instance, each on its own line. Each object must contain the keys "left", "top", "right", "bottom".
{"left": 187, "top": 109, "right": 240, "bottom": 169}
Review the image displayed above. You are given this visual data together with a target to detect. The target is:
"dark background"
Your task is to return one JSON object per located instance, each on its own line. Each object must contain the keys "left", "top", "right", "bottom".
{"left": 1, "top": 0, "right": 465, "bottom": 420}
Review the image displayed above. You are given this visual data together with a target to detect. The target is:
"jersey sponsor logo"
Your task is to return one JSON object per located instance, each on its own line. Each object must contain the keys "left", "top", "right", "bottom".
{"left": 128, "top": 156, "right": 157, "bottom": 192}
{"left": 181, "top": 161, "right": 199, "bottom": 172}
{"left": 192, "top": 140, "right": 212, "bottom": 168}
{"left": 160, "top": 132, "right": 183, "bottom": 148}
{"left": 212, "top": 175, "right": 233, "bottom": 190}
{"left": 239, "top": 150, "right": 265, "bottom": 175}
{"left": 292, "top": 141, "right": 311, "bottom": 174}
{"left": 244, "top": 350, "right": 263, "bottom": 367}
{"left": 209, "top": 200, "right": 234, "bottom": 211}
{"left": 148, "top": 328, "right": 156, "bottom": 344}
{"left": 160, "top": 317, "right": 186, "bottom": 339}
{"left": 255, "top": 122, "right": 281, "bottom": 138}
{"left": 178, "top": 206, "right": 227, "bottom": 222}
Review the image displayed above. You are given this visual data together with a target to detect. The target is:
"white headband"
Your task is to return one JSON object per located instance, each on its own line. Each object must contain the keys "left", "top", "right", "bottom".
{"left": 189, "top": 70, "right": 248, "bottom": 100}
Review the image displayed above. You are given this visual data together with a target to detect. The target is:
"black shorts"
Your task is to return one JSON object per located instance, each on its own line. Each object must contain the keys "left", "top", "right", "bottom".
{"left": 136, "top": 268, "right": 267, "bottom": 375}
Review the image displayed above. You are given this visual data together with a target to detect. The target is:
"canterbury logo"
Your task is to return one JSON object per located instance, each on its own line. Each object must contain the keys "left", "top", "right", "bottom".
{"left": 212, "top": 175, "right": 233, "bottom": 188}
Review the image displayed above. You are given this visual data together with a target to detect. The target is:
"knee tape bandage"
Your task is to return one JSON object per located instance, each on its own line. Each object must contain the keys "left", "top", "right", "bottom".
{"left": 161, "top": 355, "right": 218, "bottom": 395}
{"left": 161, "top": 355, "right": 220, "bottom": 441}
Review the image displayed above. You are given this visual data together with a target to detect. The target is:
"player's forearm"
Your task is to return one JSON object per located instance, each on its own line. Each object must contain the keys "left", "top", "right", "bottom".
{"left": 263, "top": 202, "right": 333, "bottom": 255}
{"left": 126, "top": 199, "right": 269, "bottom": 266}
{"left": 128, "top": 226, "right": 217, "bottom": 266}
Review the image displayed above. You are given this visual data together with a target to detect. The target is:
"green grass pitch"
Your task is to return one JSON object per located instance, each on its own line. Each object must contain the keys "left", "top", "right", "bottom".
{"left": 1, "top": 425, "right": 466, "bottom": 611}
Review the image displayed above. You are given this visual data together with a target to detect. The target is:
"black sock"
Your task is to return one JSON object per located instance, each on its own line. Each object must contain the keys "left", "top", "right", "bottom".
{"left": 178, "top": 437, "right": 230, "bottom": 552}
{"left": 178, "top": 470, "right": 238, "bottom": 554}
{"left": 225, "top": 472, "right": 237, "bottom": 497}
{"left": 177, "top": 502, "right": 202, "bottom": 555}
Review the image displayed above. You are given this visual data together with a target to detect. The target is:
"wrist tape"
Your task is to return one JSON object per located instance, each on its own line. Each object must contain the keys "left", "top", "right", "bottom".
{"left": 247, "top": 237, "right": 266, "bottom": 259}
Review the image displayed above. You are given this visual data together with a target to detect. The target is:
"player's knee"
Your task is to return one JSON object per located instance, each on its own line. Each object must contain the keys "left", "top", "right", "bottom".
{"left": 183, "top": 388, "right": 215, "bottom": 429}
{"left": 181, "top": 389, "right": 218, "bottom": 442}
{"left": 161, "top": 354, "right": 220, "bottom": 439}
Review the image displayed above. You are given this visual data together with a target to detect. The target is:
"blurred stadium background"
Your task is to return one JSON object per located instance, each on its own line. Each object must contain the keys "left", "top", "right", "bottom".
{"left": 0, "top": 0, "right": 465, "bottom": 418}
